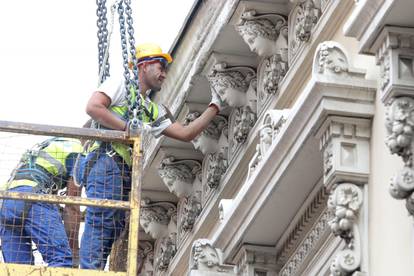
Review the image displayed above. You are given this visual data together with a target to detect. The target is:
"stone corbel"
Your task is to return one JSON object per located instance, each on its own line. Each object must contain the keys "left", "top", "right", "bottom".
{"left": 372, "top": 27, "right": 414, "bottom": 103}
{"left": 184, "top": 112, "right": 228, "bottom": 156}
{"left": 370, "top": 27, "right": 414, "bottom": 215}
{"left": 139, "top": 199, "right": 178, "bottom": 274}
{"left": 316, "top": 117, "right": 370, "bottom": 276}
{"left": 158, "top": 156, "right": 202, "bottom": 198}
{"left": 233, "top": 245, "right": 277, "bottom": 276}
{"left": 207, "top": 62, "right": 257, "bottom": 108}
{"left": 189, "top": 239, "right": 236, "bottom": 276}
{"left": 248, "top": 109, "right": 290, "bottom": 179}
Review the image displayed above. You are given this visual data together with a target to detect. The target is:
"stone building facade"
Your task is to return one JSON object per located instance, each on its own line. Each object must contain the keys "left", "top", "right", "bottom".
{"left": 137, "top": 0, "right": 414, "bottom": 275}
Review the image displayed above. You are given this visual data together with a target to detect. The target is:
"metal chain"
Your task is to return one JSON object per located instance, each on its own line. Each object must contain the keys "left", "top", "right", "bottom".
{"left": 96, "top": 0, "right": 110, "bottom": 83}
{"left": 118, "top": 0, "right": 140, "bottom": 129}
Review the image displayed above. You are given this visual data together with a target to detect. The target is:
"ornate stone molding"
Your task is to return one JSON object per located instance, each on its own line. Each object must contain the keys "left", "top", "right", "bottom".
{"left": 189, "top": 239, "right": 236, "bottom": 275}
{"left": 289, "top": 0, "right": 321, "bottom": 62}
{"left": 158, "top": 156, "right": 202, "bottom": 198}
{"left": 276, "top": 187, "right": 329, "bottom": 272}
{"left": 248, "top": 109, "right": 290, "bottom": 179}
{"left": 328, "top": 183, "right": 363, "bottom": 276}
{"left": 278, "top": 208, "right": 331, "bottom": 276}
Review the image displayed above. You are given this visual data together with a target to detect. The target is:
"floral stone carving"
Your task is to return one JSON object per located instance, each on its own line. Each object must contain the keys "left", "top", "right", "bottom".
{"left": 386, "top": 97, "right": 414, "bottom": 215}
{"left": 328, "top": 183, "right": 363, "bottom": 276}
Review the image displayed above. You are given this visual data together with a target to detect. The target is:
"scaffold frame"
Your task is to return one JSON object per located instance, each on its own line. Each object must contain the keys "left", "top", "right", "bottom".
{"left": 0, "top": 120, "right": 142, "bottom": 276}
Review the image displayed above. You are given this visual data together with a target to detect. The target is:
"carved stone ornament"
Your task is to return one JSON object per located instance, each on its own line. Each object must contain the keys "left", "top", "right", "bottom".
{"left": 207, "top": 62, "right": 257, "bottom": 108}
{"left": 385, "top": 97, "right": 414, "bottom": 215}
{"left": 228, "top": 105, "right": 257, "bottom": 159}
{"left": 289, "top": 0, "right": 321, "bottom": 62}
{"left": 248, "top": 109, "right": 289, "bottom": 178}
{"left": 315, "top": 41, "right": 349, "bottom": 75}
{"left": 185, "top": 112, "right": 228, "bottom": 155}
{"left": 178, "top": 195, "right": 202, "bottom": 237}
{"left": 158, "top": 156, "right": 202, "bottom": 198}
{"left": 154, "top": 233, "right": 177, "bottom": 273}
{"left": 202, "top": 151, "right": 228, "bottom": 206}
{"left": 256, "top": 54, "right": 289, "bottom": 114}
{"left": 138, "top": 241, "right": 154, "bottom": 276}
{"left": 236, "top": 10, "right": 288, "bottom": 60}
{"left": 140, "top": 199, "right": 177, "bottom": 240}
{"left": 189, "top": 239, "right": 236, "bottom": 274}
{"left": 328, "top": 183, "right": 362, "bottom": 276}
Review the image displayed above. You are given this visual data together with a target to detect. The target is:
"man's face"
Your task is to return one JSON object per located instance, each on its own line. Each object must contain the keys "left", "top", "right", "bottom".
{"left": 143, "top": 61, "right": 167, "bottom": 91}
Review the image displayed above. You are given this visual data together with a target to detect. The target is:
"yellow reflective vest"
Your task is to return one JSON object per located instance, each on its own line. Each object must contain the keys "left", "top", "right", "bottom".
{"left": 6, "top": 138, "right": 84, "bottom": 190}
{"left": 93, "top": 87, "right": 159, "bottom": 167}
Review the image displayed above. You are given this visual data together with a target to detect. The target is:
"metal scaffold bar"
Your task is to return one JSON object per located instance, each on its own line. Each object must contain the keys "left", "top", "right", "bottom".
{"left": 126, "top": 136, "right": 142, "bottom": 275}
{"left": 0, "top": 120, "right": 129, "bottom": 143}
{"left": 0, "top": 263, "right": 127, "bottom": 275}
{"left": 0, "top": 191, "right": 130, "bottom": 210}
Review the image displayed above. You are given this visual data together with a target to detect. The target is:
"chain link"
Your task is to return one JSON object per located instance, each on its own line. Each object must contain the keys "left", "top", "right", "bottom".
{"left": 118, "top": 0, "right": 141, "bottom": 129}
{"left": 96, "top": 0, "right": 110, "bottom": 83}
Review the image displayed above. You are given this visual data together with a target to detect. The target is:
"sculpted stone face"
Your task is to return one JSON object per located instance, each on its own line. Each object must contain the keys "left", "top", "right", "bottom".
{"left": 198, "top": 245, "right": 220, "bottom": 270}
{"left": 244, "top": 34, "right": 277, "bottom": 57}
{"left": 141, "top": 220, "right": 169, "bottom": 240}
{"left": 169, "top": 179, "right": 193, "bottom": 198}
{"left": 220, "top": 87, "right": 247, "bottom": 107}
{"left": 192, "top": 134, "right": 219, "bottom": 155}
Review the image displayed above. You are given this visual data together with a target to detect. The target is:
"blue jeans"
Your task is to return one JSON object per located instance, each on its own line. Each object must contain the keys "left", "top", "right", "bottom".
{"left": 79, "top": 152, "right": 130, "bottom": 269}
{"left": 0, "top": 186, "right": 72, "bottom": 267}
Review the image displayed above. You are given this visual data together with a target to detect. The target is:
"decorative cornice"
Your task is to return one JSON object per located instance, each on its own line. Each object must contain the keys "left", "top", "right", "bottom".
{"left": 276, "top": 187, "right": 329, "bottom": 271}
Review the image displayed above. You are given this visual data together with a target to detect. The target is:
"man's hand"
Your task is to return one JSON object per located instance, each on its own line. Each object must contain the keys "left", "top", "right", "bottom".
{"left": 209, "top": 89, "right": 227, "bottom": 114}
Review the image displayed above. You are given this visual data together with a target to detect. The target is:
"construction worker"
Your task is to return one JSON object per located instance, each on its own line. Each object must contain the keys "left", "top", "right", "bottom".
{"left": 79, "top": 42, "right": 226, "bottom": 269}
{"left": 0, "top": 137, "right": 84, "bottom": 267}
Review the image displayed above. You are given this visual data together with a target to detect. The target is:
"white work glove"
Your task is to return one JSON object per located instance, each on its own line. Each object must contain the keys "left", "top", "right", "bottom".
{"left": 209, "top": 89, "right": 227, "bottom": 114}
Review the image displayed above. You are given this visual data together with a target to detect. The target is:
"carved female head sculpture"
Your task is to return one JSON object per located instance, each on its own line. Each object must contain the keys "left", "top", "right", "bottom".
{"left": 236, "top": 10, "right": 287, "bottom": 58}
{"left": 190, "top": 239, "right": 221, "bottom": 271}
{"left": 185, "top": 112, "right": 228, "bottom": 155}
{"left": 207, "top": 62, "right": 256, "bottom": 108}
{"left": 158, "top": 157, "right": 201, "bottom": 198}
{"left": 140, "top": 201, "right": 176, "bottom": 240}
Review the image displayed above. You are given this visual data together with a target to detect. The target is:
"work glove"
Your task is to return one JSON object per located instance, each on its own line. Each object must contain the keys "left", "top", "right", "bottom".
{"left": 209, "top": 89, "right": 227, "bottom": 114}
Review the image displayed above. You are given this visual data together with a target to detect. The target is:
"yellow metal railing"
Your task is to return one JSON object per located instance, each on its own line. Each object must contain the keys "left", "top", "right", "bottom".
{"left": 0, "top": 120, "right": 142, "bottom": 276}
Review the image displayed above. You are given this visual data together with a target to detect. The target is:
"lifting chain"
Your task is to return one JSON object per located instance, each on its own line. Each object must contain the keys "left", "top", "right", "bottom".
{"left": 118, "top": 0, "right": 141, "bottom": 131}
{"left": 96, "top": 0, "right": 110, "bottom": 84}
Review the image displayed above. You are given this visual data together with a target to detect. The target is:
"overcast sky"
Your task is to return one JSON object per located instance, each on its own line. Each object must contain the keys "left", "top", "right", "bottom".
{"left": 0, "top": 0, "right": 195, "bottom": 127}
{"left": 0, "top": 0, "right": 195, "bottom": 182}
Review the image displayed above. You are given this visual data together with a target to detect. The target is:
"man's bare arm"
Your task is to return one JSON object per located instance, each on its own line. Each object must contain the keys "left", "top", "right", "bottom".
{"left": 162, "top": 106, "right": 218, "bottom": 142}
{"left": 86, "top": 91, "right": 126, "bottom": 131}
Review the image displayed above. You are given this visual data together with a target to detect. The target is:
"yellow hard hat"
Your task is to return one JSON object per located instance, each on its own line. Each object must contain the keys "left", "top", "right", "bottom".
{"left": 130, "top": 43, "right": 173, "bottom": 68}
